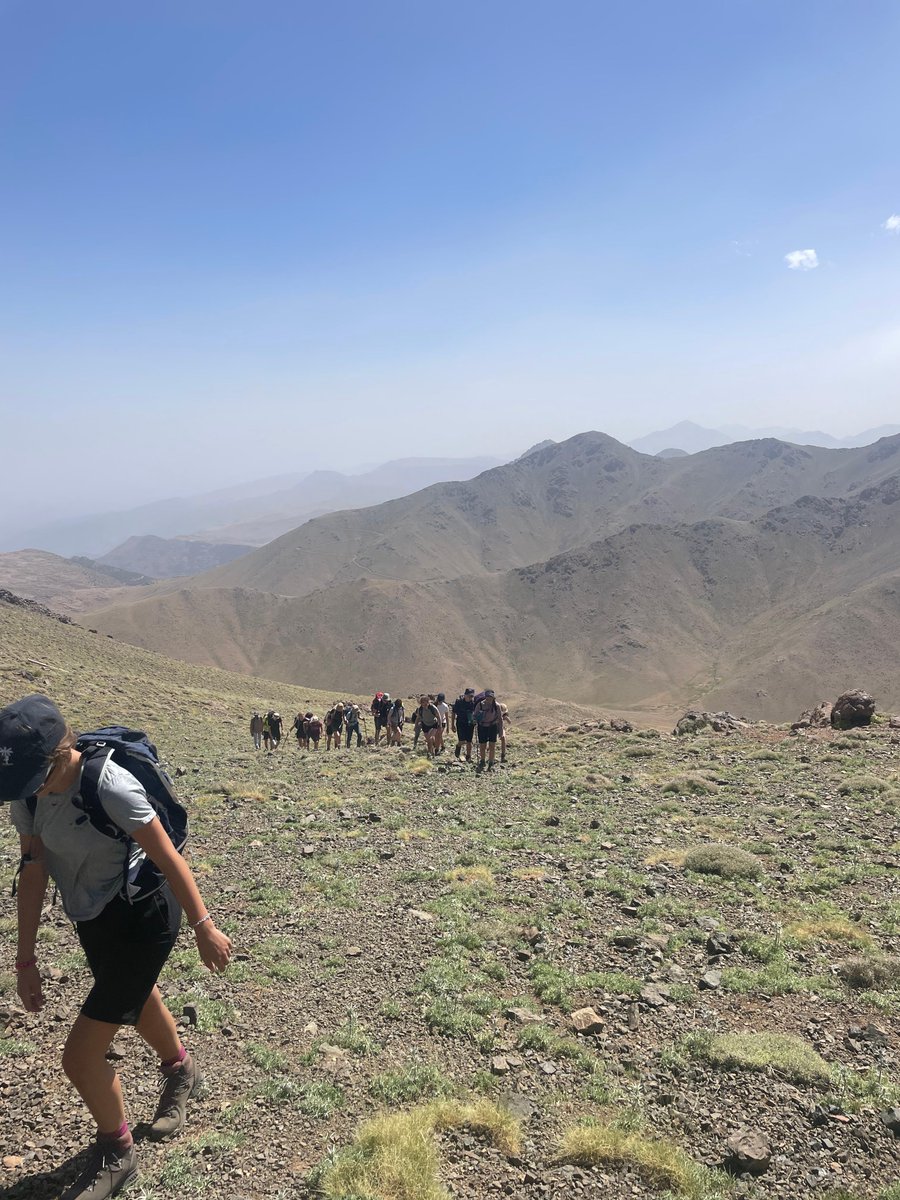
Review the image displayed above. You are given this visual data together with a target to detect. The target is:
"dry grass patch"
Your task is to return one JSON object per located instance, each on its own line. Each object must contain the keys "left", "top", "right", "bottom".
{"left": 644, "top": 848, "right": 688, "bottom": 868}
{"left": 407, "top": 757, "right": 435, "bottom": 775}
{"left": 446, "top": 865, "right": 495, "bottom": 890}
{"left": 512, "top": 866, "right": 549, "bottom": 881}
{"left": 684, "top": 1030, "right": 829, "bottom": 1084}
{"left": 315, "top": 1099, "right": 520, "bottom": 1200}
{"left": 662, "top": 774, "right": 718, "bottom": 796}
{"left": 837, "top": 954, "right": 900, "bottom": 990}
{"left": 556, "top": 1122, "right": 730, "bottom": 1199}
{"left": 838, "top": 775, "right": 889, "bottom": 796}
{"left": 788, "top": 918, "right": 871, "bottom": 946}
{"left": 682, "top": 844, "right": 762, "bottom": 880}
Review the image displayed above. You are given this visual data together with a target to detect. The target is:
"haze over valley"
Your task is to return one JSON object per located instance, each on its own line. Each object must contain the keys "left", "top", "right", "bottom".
{"left": 3, "top": 426, "right": 895, "bottom": 723}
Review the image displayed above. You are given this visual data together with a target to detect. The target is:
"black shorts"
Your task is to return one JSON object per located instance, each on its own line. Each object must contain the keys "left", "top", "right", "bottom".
{"left": 477, "top": 724, "right": 498, "bottom": 744}
{"left": 76, "top": 884, "right": 182, "bottom": 1025}
{"left": 456, "top": 722, "right": 474, "bottom": 743}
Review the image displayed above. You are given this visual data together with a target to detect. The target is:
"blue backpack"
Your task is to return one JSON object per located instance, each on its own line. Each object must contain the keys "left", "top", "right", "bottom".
{"left": 24, "top": 727, "right": 188, "bottom": 904}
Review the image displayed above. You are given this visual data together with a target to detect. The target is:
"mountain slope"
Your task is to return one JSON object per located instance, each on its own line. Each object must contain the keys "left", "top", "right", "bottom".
{"left": 185, "top": 432, "right": 900, "bottom": 599}
{"left": 98, "top": 535, "right": 253, "bottom": 578}
{"left": 88, "top": 477, "right": 900, "bottom": 720}
{"left": 0, "top": 550, "right": 148, "bottom": 613}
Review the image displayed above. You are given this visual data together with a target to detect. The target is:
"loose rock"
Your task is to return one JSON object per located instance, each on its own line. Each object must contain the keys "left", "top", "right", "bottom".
{"left": 725, "top": 1128, "right": 772, "bottom": 1175}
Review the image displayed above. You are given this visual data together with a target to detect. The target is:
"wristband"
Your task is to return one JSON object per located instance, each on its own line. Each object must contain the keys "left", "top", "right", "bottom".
{"left": 191, "top": 914, "right": 212, "bottom": 930}
{"left": 15, "top": 958, "right": 37, "bottom": 971}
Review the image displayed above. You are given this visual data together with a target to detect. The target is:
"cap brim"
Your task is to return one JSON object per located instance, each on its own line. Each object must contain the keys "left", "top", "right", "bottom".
{"left": 0, "top": 756, "right": 48, "bottom": 804}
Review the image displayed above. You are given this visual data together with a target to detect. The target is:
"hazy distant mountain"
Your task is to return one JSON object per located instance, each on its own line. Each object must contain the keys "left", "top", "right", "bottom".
{"left": 655, "top": 448, "right": 689, "bottom": 459}
{"left": 631, "top": 421, "right": 900, "bottom": 457}
{"left": 86, "top": 431, "right": 900, "bottom": 719}
{"left": 2, "top": 455, "right": 505, "bottom": 557}
{"left": 88, "top": 472, "right": 900, "bottom": 721}
{"left": 97, "top": 536, "right": 253, "bottom": 579}
{"left": 629, "top": 421, "right": 727, "bottom": 455}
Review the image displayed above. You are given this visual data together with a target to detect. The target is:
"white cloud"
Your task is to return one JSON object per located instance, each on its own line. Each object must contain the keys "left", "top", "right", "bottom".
{"left": 784, "top": 248, "right": 819, "bottom": 271}
{"left": 883, "top": 214, "right": 900, "bottom": 234}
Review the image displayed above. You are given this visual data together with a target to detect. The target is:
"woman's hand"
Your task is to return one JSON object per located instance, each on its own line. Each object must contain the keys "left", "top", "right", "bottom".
{"left": 17, "top": 963, "right": 44, "bottom": 1012}
{"left": 195, "top": 921, "right": 233, "bottom": 973}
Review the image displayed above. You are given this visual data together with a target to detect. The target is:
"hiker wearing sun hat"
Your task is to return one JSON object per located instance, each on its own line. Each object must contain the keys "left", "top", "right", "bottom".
{"left": 1, "top": 694, "right": 232, "bottom": 1200}
{"left": 473, "top": 689, "right": 503, "bottom": 773}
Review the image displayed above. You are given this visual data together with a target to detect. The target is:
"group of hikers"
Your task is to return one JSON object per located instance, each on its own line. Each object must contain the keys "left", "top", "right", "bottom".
{"left": 250, "top": 689, "right": 510, "bottom": 772}
{"left": 248, "top": 709, "right": 283, "bottom": 751}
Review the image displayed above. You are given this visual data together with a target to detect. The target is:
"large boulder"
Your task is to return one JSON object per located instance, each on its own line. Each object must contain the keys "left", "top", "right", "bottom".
{"left": 831, "top": 691, "right": 876, "bottom": 730}
{"left": 673, "top": 710, "right": 745, "bottom": 736}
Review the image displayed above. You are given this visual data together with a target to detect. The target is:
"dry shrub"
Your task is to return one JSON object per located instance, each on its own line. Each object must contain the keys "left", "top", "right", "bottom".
{"left": 837, "top": 954, "right": 900, "bottom": 991}
{"left": 662, "top": 775, "right": 718, "bottom": 796}
{"left": 682, "top": 844, "right": 762, "bottom": 880}
{"left": 556, "top": 1122, "right": 729, "bottom": 1198}
{"left": 317, "top": 1099, "right": 520, "bottom": 1200}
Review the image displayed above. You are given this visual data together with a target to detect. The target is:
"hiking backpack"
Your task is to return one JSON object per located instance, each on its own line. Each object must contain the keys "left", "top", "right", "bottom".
{"left": 23, "top": 727, "right": 189, "bottom": 904}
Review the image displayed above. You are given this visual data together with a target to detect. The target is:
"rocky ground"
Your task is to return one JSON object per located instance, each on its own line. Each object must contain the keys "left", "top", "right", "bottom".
{"left": 3, "top": 696, "right": 900, "bottom": 1198}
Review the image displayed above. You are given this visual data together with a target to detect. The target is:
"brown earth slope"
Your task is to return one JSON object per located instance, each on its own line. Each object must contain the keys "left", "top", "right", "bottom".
{"left": 88, "top": 478, "right": 900, "bottom": 720}
{"left": 0, "top": 549, "right": 144, "bottom": 613}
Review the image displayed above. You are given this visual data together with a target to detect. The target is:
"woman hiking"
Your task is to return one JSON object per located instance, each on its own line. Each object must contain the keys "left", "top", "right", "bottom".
{"left": 1, "top": 694, "right": 232, "bottom": 1200}
{"left": 473, "top": 689, "right": 504, "bottom": 773}
{"left": 387, "top": 697, "right": 405, "bottom": 745}
{"left": 414, "top": 695, "right": 443, "bottom": 757}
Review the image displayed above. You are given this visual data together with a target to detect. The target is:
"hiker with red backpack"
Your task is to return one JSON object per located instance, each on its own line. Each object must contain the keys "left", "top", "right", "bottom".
{"left": 1, "top": 694, "right": 231, "bottom": 1200}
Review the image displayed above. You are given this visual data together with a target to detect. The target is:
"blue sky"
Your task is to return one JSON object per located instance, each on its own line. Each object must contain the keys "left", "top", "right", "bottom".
{"left": 1, "top": 0, "right": 899, "bottom": 516}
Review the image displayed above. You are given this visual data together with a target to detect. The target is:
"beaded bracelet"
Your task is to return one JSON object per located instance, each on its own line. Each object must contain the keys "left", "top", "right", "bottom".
{"left": 190, "top": 914, "right": 212, "bottom": 930}
{"left": 15, "top": 958, "right": 37, "bottom": 971}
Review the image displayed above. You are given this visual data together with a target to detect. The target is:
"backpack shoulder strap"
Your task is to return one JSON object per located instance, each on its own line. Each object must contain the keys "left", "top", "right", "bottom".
{"left": 74, "top": 747, "right": 127, "bottom": 842}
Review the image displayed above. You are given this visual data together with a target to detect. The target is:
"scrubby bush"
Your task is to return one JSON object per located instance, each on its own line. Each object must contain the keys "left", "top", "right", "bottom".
{"left": 684, "top": 1030, "right": 829, "bottom": 1083}
{"left": 662, "top": 775, "right": 718, "bottom": 796}
{"left": 683, "top": 844, "right": 762, "bottom": 880}
{"left": 837, "top": 954, "right": 900, "bottom": 990}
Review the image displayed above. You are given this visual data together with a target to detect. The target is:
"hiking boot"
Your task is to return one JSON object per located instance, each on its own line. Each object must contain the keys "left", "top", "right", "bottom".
{"left": 60, "top": 1139, "right": 137, "bottom": 1200}
{"left": 150, "top": 1053, "right": 202, "bottom": 1141}
{"left": 487, "top": 761, "right": 495, "bottom": 772}
{"left": 475, "top": 760, "right": 484, "bottom": 774}
{"left": 454, "top": 744, "right": 461, "bottom": 759}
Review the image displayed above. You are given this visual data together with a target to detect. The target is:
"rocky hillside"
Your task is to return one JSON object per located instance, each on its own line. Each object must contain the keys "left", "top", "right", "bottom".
{"left": 0, "top": 549, "right": 151, "bottom": 614}
{"left": 175, "top": 432, "right": 900, "bottom": 600}
{"left": 4, "top": 589, "right": 900, "bottom": 1199}
{"left": 97, "top": 534, "right": 253, "bottom": 578}
{"left": 88, "top": 478, "right": 900, "bottom": 721}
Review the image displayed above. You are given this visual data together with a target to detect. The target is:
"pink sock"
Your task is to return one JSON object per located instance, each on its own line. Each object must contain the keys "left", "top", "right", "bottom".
{"left": 161, "top": 1045, "right": 187, "bottom": 1072}
{"left": 98, "top": 1121, "right": 132, "bottom": 1148}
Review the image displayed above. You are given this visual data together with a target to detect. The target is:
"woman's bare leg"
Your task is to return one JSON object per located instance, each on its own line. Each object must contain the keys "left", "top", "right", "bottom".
{"left": 135, "top": 986, "right": 181, "bottom": 1060}
{"left": 62, "top": 1015, "right": 126, "bottom": 1133}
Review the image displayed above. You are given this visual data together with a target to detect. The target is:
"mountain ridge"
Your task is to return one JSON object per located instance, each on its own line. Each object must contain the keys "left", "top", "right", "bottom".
{"left": 86, "top": 472, "right": 900, "bottom": 720}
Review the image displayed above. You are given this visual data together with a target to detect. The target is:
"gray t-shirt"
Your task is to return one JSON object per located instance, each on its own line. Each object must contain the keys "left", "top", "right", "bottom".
{"left": 11, "top": 759, "right": 157, "bottom": 922}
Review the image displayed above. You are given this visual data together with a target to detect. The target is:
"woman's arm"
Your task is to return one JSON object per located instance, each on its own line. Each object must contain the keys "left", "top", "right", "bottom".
{"left": 132, "top": 818, "right": 232, "bottom": 972}
{"left": 15, "top": 834, "right": 49, "bottom": 1012}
